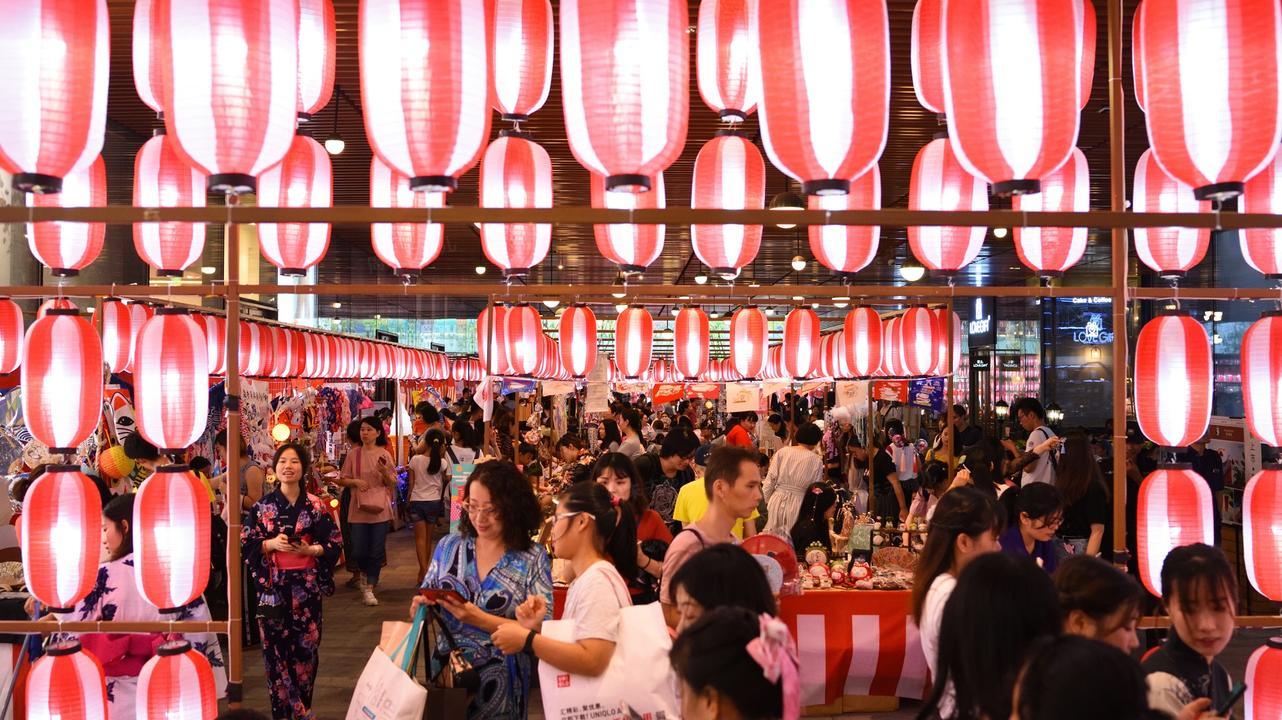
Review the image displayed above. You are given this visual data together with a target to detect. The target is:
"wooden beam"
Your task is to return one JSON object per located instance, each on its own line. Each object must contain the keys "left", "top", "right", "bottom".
{"left": 1108, "top": 0, "right": 1131, "bottom": 563}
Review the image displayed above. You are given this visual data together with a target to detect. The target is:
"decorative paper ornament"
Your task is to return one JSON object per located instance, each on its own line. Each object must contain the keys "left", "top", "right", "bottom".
{"left": 614, "top": 306, "right": 653, "bottom": 380}
{"left": 558, "top": 305, "right": 597, "bottom": 379}
{"left": 908, "top": 137, "right": 987, "bottom": 273}
{"left": 161, "top": 0, "right": 299, "bottom": 194}
{"left": 199, "top": 314, "right": 226, "bottom": 376}
{"left": 133, "top": 0, "right": 167, "bottom": 114}
{"left": 21, "top": 466, "right": 102, "bottom": 612}
{"left": 931, "top": 308, "right": 963, "bottom": 377}
{"left": 98, "top": 298, "right": 132, "bottom": 375}
{"left": 881, "top": 317, "right": 907, "bottom": 377}
{"left": 370, "top": 156, "right": 444, "bottom": 277}
{"left": 28, "top": 155, "right": 107, "bottom": 277}
{"left": 898, "top": 307, "right": 941, "bottom": 378}
{"left": 910, "top": 0, "right": 945, "bottom": 114}
{"left": 809, "top": 167, "right": 881, "bottom": 278}
{"left": 22, "top": 309, "right": 102, "bottom": 454}
{"left": 1013, "top": 148, "right": 1091, "bottom": 276}
{"left": 674, "top": 307, "right": 710, "bottom": 381}
{"left": 1243, "top": 466, "right": 1282, "bottom": 601}
{"left": 134, "top": 310, "right": 210, "bottom": 454}
{"left": 1245, "top": 638, "right": 1282, "bottom": 720}
{"left": 942, "top": 0, "right": 1088, "bottom": 195}
{"left": 752, "top": 0, "right": 889, "bottom": 195}
{"left": 1242, "top": 313, "right": 1282, "bottom": 446}
{"left": 0, "top": 0, "right": 108, "bottom": 194}
{"left": 134, "top": 466, "right": 212, "bottom": 611}
{"left": 591, "top": 172, "right": 665, "bottom": 275}
{"left": 505, "top": 304, "right": 543, "bottom": 376}
{"left": 1134, "top": 313, "right": 1212, "bottom": 447}
{"left": 0, "top": 298, "right": 24, "bottom": 375}
{"left": 1136, "top": 0, "right": 1282, "bottom": 200}
{"left": 730, "top": 307, "right": 768, "bottom": 380}
{"left": 137, "top": 640, "right": 218, "bottom": 720}
{"left": 1132, "top": 8, "right": 1148, "bottom": 113}
{"left": 697, "top": 0, "right": 757, "bottom": 121}
{"left": 820, "top": 332, "right": 849, "bottom": 380}
{"left": 479, "top": 132, "right": 553, "bottom": 278}
{"left": 843, "top": 307, "right": 883, "bottom": 378}
{"left": 1240, "top": 151, "right": 1282, "bottom": 279}
{"left": 25, "top": 640, "right": 107, "bottom": 720}
{"left": 297, "top": 0, "right": 336, "bottom": 120}
{"left": 257, "top": 134, "right": 332, "bottom": 276}
{"left": 559, "top": 0, "right": 688, "bottom": 192}
{"left": 782, "top": 308, "right": 821, "bottom": 380}
{"left": 1133, "top": 149, "right": 1212, "bottom": 279}
{"left": 134, "top": 134, "right": 208, "bottom": 276}
{"left": 1137, "top": 465, "right": 1214, "bottom": 597}
{"left": 691, "top": 132, "right": 766, "bottom": 280}
{"left": 490, "top": 0, "right": 554, "bottom": 121}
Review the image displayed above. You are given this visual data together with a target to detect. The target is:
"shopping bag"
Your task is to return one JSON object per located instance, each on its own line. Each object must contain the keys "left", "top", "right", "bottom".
{"left": 538, "top": 602, "right": 680, "bottom": 720}
{"left": 346, "top": 607, "right": 427, "bottom": 720}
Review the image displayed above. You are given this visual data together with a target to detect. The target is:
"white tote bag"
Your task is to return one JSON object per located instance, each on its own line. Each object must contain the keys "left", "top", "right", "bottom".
{"left": 538, "top": 600, "right": 680, "bottom": 720}
{"left": 346, "top": 607, "right": 428, "bottom": 720}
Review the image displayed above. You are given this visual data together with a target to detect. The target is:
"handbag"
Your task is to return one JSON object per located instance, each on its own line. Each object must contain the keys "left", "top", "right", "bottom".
{"left": 353, "top": 449, "right": 388, "bottom": 515}
{"left": 345, "top": 605, "right": 428, "bottom": 720}
{"left": 422, "top": 604, "right": 475, "bottom": 720}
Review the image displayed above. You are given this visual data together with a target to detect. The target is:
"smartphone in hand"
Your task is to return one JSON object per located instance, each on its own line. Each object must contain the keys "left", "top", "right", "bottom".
{"left": 419, "top": 587, "right": 467, "bottom": 605}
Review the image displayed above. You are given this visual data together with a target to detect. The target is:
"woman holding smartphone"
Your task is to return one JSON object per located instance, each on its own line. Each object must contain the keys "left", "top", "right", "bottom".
{"left": 339, "top": 416, "right": 398, "bottom": 606}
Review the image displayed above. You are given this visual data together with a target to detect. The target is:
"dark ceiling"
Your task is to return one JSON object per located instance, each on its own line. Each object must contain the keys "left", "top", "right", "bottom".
{"left": 93, "top": 0, "right": 1155, "bottom": 322}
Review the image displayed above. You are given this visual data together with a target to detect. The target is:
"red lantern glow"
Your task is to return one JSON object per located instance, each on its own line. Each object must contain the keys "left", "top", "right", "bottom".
{"left": 819, "top": 333, "right": 848, "bottom": 380}
{"left": 911, "top": 0, "right": 945, "bottom": 114}
{"left": 1245, "top": 638, "right": 1282, "bottom": 719}
{"left": 134, "top": 310, "right": 209, "bottom": 454}
{"left": 134, "top": 134, "right": 208, "bottom": 277}
{"left": 1240, "top": 151, "right": 1282, "bottom": 279}
{"left": 1244, "top": 466, "right": 1282, "bottom": 601}
{"left": 505, "top": 304, "right": 543, "bottom": 376}
{"left": 370, "top": 156, "right": 444, "bottom": 277}
{"left": 592, "top": 172, "right": 665, "bottom": 275}
{"left": 1137, "top": 466, "right": 1214, "bottom": 597}
{"left": 26, "top": 640, "right": 107, "bottom": 720}
{"left": 133, "top": 0, "right": 166, "bottom": 114}
{"left": 28, "top": 155, "right": 107, "bottom": 277}
{"left": 782, "top": 308, "right": 821, "bottom": 381}
{"left": 0, "top": 298, "right": 24, "bottom": 375}
{"left": 730, "top": 307, "right": 768, "bottom": 380}
{"left": 21, "top": 466, "right": 102, "bottom": 612}
{"left": 1013, "top": 148, "right": 1090, "bottom": 277}
{"left": 137, "top": 640, "right": 218, "bottom": 720}
{"left": 257, "top": 134, "right": 332, "bottom": 276}
{"left": 98, "top": 298, "right": 131, "bottom": 376}
{"left": 1134, "top": 314, "right": 1212, "bottom": 448}
{"left": 691, "top": 133, "right": 765, "bottom": 280}
{"left": 480, "top": 133, "right": 553, "bottom": 278}
{"left": 558, "top": 305, "right": 597, "bottom": 379}
{"left": 697, "top": 0, "right": 757, "bottom": 121}
{"left": 898, "top": 307, "right": 941, "bottom": 378}
{"left": 478, "top": 305, "right": 512, "bottom": 376}
{"left": 614, "top": 306, "right": 653, "bottom": 380}
{"left": 909, "top": 138, "right": 987, "bottom": 273}
{"left": 843, "top": 307, "right": 883, "bottom": 379}
{"left": 674, "top": 307, "right": 710, "bottom": 381}
{"left": 490, "top": 0, "right": 554, "bottom": 120}
{"left": 1133, "top": 149, "right": 1212, "bottom": 278}
{"left": 22, "top": 309, "right": 102, "bottom": 454}
{"left": 199, "top": 314, "right": 225, "bottom": 376}
{"left": 0, "top": 0, "right": 108, "bottom": 195}
{"left": 752, "top": 0, "right": 888, "bottom": 195}
{"left": 809, "top": 167, "right": 881, "bottom": 277}
{"left": 1242, "top": 313, "right": 1282, "bottom": 446}
{"left": 297, "top": 0, "right": 336, "bottom": 120}
{"left": 881, "top": 317, "right": 906, "bottom": 377}
{"left": 134, "top": 466, "right": 212, "bottom": 612}
{"left": 931, "top": 309, "right": 963, "bottom": 377}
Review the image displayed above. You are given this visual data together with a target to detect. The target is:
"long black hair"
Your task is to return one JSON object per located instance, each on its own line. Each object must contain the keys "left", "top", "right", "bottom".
{"left": 103, "top": 493, "right": 136, "bottom": 561}
{"left": 1014, "top": 635, "right": 1161, "bottom": 720}
{"left": 671, "top": 607, "right": 785, "bottom": 720}
{"left": 355, "top": 416, "right": 389, "bottom": 447}
{"left": 600, "top": 419, "right": 622, "bottom": 448}
{"left": 789, "top": 482, "right": 837, "bottom": 556}
{"left": 557, "top": 481, "right": 638, "bottom": 580}
{"left": 1054, "top": 555, "right": 1142, "bottom": 635}
{"left": 424, "top": 429, "right": 447, "bottom": 475}
{"left": 589, "top": 452, "right": 649, "bottom": 518}
{"left": 911, "top": 486, "right": 1004, "bottom": 623}
{"left": 1055, "top": 430, "right": 1109, "bottom": 507}
{"left": 451, "top": 419, "right": 479, "bottom": 452}
{"left": 667, "top": 544, "right": 777, "bottom": 613}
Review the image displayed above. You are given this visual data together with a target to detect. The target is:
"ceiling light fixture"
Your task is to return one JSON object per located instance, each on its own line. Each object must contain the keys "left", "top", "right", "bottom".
{"left": 791, "top": 255, "right": 807, "bottom": 272}
{"left": 993, "top": 227, "right": 1008, "bottom": 239}
{"left": 694, "top": 274, "right": 708, "bottom": 285}
{"left": 899, "top": 264, "right": 926, "bottom": 283}
{"left": 474, "top": 265, "right": 486, "bottom": 275}
{"left": 768, "top": 190, "right": 806, "bottom": 229}
{"left": 324, "top": 86, "right": 346, "bottom": 155}
{"left": 615, "top": 303, "right": 628, "bottom": 313}
{"left": 543, "top": 299, "right": 560, "bottom": 309}
{"left": 331, "top": 302, "right": 341, "bottom": 309}
{"left": 611, "top": 276, "right": 627, "bottom": 299}
{"left": 200, "top": 266, "right": 216, "bottom": 275}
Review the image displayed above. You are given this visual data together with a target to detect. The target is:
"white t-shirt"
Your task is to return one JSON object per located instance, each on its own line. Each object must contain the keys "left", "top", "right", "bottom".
{"left": 1021, "top": 426, "right": 1057, "bottom": 486}
{"left": 563, "top": 560, "right": 630, "bottom": 642}
{"left": 920, "top": 572, "right": 956, "bottom": 718}
{"left": 449, "top": 446, "right": 478, "bottom": 465}
{"left": 408, "top": 455, "right": 446, "bottom": 503}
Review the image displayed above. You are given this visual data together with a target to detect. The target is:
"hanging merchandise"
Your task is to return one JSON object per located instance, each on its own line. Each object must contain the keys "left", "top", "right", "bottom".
{"left": 134, "top": 466, "right": 213, "bottom": 611}
{"left": 696, "top": 0, "right": 757, "bottom": 121}
{"left": 25, "top": 640, "right": 108, "bottom": 720}
{"left": 480, "top": 132, "right": 553, "bottom": 278}
{"left": 591, "top": 172, "right": 665, "bottom": 275}
{"left": 908, "top": 137, "right": 988, "bottom": 273}
{"left": 1243, "top": 466, "right": 1282, "bottom": 601}
{"left": 1133, "top": 313, "right": 1212, "bottom": 448}
{"left": 843, "top": 307, "right": 883, "bottom": 379}
{"left": 782, "top": 308, "right": 821, "bottom": 381}
{"left": 1013, "top": 148, "right": 1091, "bottom": 277}
{"left": 1239, "top": 150, "right": 1282, "bottom": 278}
{"left": 505, "top": 304, "right": 543, "bottom": 376}
{"left": 690, "top": 132, "right": 766, "bottom": 280}
{"left": 161, "top": 0, "right": 299, "bottom": 194}
{"left": 674, "top": 307, "right": 711, "bottom": 381}
{"left": 490, "top": 0, "right": 554, "bottom": 121}
{"left": 27, "top": 156, "right": 107, "bottom": 277}
{"left": 729, "top": 307, "right": 768, "bottom": 380}
{"left": 296, "top": 0, "right": 336, "bottom": 121}
{"left": 1132, "top": 149, "right": 1212, "bottom": 279}
{"left": 1135, "top": 0, "right": 1282, "bottom": 201}
{"left": 752, "top": 0, "right": 889, "bottom": 195}
{"left": 898, "top": 307, "right": 940, "bottom": 378}
{"left": 0, "top": 298, "right": 23, "bottom": 375}
{"left": 22, "top": 309, "right": 103, "bottom": 454}
{"left": 1137, "top": 466, "right": 1214, "bottom": 597}
{"left": 0, "top": 0, "right": 108, "bottom": 194}
{"left": 615, "top": 306, "right": 654, "bottom": 380}
{"left": 370, "top": 156, "right": 444, "bottom": 277}
{"left": 137, "top": 640, "right": 219, "bottom": 719}
{"left": 99, "top": 298, "right": 132, "bottom": 375}
{"left": 21, "top": 465, "right": 102, "bottom": 612}
{"left": 134, "top": 309, "right": 210, "bottom": 453}
{"left": 133, "top": 133, "right": 208, "bottom": 276}
{"left": 559, "top": 305, "right": 598, "bottom": 379}
{"left": 942, "top": 0, "right": 1088, "bottom": 195}
{"left": 809, "top": 166, "right": 881, "bottom": 278}
{"left": 910, "top": 0, "right": 945, "bottom": 114}
{"left": 560, "top": 0, "right": 688, "bottom": 192}
{"left": 257, "top": 134, "right": 333, "bottom": 276}
{"left": 1241, "top": 312, "right": 1282, "bottom": 446}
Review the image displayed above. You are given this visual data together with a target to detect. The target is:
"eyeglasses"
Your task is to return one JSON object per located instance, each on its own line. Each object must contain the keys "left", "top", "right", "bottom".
{"left": 554, "top": 511, "right": 591, "bottom": 524}
{"left": 462, "top": 502, "right": 497, "bottom": 519}
{"left": 1031, "top": 514, "right": 1063, "bottom": 530}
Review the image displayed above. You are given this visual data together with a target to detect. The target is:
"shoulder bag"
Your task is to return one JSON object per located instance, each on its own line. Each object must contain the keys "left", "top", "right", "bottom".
{"left": 353, "top": 448, "right": 389, "bottom": 515}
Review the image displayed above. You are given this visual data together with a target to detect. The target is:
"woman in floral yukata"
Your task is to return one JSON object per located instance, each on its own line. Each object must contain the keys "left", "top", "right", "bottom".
{"left": 242, "top": 442, "right": 343, "bottom": 720}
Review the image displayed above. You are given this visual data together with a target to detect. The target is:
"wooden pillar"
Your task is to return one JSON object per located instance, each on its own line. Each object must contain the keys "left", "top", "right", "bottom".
{"left": 944, "top": 298, "right": 955, "bottom": 480}
{"left": 223, "top": 195, "right": 244, "bottom": 707}
{"left": 1107, "top": 0, "right": 1131, "bottom": 562}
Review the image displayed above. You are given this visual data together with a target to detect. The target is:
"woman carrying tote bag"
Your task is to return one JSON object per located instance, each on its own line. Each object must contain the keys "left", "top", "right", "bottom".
{"left": 339, "top": 416, "right": 398, "bottom": 606}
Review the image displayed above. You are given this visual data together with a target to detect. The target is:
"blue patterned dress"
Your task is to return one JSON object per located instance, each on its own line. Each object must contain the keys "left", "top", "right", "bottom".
{"left": 421, "top": 533, "right": 553, "bottom": 720}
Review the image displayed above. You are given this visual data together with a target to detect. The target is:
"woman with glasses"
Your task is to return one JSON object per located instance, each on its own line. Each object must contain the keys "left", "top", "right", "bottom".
{"left": 999, "top": 481, "right": 1065, "bottom": 574}
{"left": 411, "top": 461, "right": 551, "bottom": 720}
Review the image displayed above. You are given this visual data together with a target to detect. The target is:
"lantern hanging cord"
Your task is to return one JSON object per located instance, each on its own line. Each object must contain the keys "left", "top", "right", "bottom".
{"left": 1213, "top": 202, "right": 1223, "bottom": 231}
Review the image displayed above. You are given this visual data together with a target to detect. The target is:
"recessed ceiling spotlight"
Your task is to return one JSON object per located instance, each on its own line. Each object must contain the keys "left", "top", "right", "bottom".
{"left": 899, "top": 264, "right": 926, "bottom": 283}
{"left": 791, "top": 255, "right": 807, "bottom": 272}
{"left": 993, "top": 227, "right": 1008, "bottom": 239}
{"left": 474, "top": 265, "right": 486, "bottom": 275}
{"left": 694, "top": 274, "right": 708, "bottom": 285}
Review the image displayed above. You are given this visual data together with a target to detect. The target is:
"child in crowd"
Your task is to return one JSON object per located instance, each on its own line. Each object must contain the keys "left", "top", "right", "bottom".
{"left": 999, "top": 482, "right": 1064, "bottom": 573}
{"left": 670, "top": 606, "right": 801, "bottom": 720}
{"left": 1055, "top": 555, "right": 1143, "bottom": 654}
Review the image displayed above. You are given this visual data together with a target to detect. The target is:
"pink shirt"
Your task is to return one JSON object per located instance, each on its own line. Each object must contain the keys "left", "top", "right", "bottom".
{"left": 342, "top": 446, "right": 395, "bottom": 524}
{"left": 658, "top": 525, "right": 739, "bottom": 605}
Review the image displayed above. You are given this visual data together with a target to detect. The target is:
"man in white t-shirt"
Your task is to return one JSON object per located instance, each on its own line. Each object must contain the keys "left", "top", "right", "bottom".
{"left": 1006, "top": 397, "right": 1057, "bottom": 486}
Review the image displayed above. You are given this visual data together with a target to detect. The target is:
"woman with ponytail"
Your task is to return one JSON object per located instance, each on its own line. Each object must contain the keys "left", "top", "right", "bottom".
{"left": 408, "top": 428, "right": 449, "bottom": 580}
{"left": 491, "top": 482, "right": 637, "bottom": 677}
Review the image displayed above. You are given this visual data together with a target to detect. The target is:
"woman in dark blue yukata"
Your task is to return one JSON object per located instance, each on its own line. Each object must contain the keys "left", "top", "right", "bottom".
{"left": 242, "top": 442, "right": 343, "bottom": 720}
{"left": 411, "top": 460, "right": 553, "bottom": 719}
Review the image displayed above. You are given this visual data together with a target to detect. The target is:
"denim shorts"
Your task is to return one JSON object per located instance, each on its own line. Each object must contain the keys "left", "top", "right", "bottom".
{"left": 408, "top": 500, "right": 444, "bottom": 525}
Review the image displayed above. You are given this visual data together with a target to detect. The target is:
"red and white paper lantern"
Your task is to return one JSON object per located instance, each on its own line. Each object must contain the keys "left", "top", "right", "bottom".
{"left": 691, "top": 133, "right": 766, "bottom": 280}
{"left": 881, "top": 317, "right": 907, "bottom": 377}
{"left": 0, "top": 0, "right": 108, "bottom": 194}
{"left": 730, "top": 307, "right": 768, "bottom": 380}
{"left": 843, "top": 307, "right": 883, "bottom": 378}
{"left": 1134, "top": 314, "right": 1212, "bottom": 448}
{"left": 0, "top": 299, "right": 23, "bottom": 375}
{"left": 22, "top": 466, "right": 102, "bottom": 612}
{"left": 1245, "top": 639, "right": 1282, "bottom": 720}
{"left": 614, "top": 306, "right": 653, "bottom": 380}
{"left": 297, "top": 0, "right": 336, "bottom": 120}
{"left": 909, "top": 138, "right": 987, "bottom": 273}
{"left": 1013, "top": 147, "right": 1091, "bottom": 276}
{"left": 911, "top": 0, "right": 945, "bottom": 114}
{"left": 1243, "top": 466, "right": 1282, "bottom": 601}
{"left": 161, "top": 0, "right": 298, "bottom": 194}
{"left": 480, "top": 133, "right": 553, "bottom": 278}
{"left": 819, "top": 333, "right": 848, "bottom": 380}
{"left": 782, "top": 308, "right": 821, "bottom": 380}
{"left": 560, "top": 0, "right": 688, "bottom": 192}
{"left": 370, "top": 156, "right": 445, "bottom": 276}
{"left": 592, "top": 172, "right": 665, "bottom": 275}
{"left": 505, "top": 304, "right": 543, "bottom": 376}
{"left": 22, "top": 309, "right": 102, "bottom": 453}
{"left": 478, "top": 305, "right": 511, "bottom": 375}
{"left": 674, "top": 307, "right": 710, "bottom": 381}
{"left": 135, "top": 311, "right": 209, "bottom": 453}
{"left": 26, "top": 640, "right": 107, "bottom": 720}
{"left": 360, "top": 0, "right": 489, "bottom": 193}
{"left": 137, "top": 640, "right": 219, "bottom": 720}
{"left": 134, "top": 134, "right": 208, "bottom": 277}
{"left": 1137, "top": 465, "right": 1215, "bottom": 597}
{"left": 898, "top": 307, "right": 942, "bottom": 378}
{"left": 942, "top": 0, "right": 1088, "bottom": 195}
{"left": 752, "top": 0, "right": 889, "bottom": 195}
{"left": 257, "top": 134, "right": 332, "bottom": 276}
{"left": 558, "top": 305, "right": 597, "bottom": 379}
{"left": 1136, "top": 0, "right": 1282, "bottom": 200}
{"left": 199, "top": 315, "right": 226, "bottom": 376}
{"left": 809, "top": 167, "right": 881, "bottom": 277}
{"left": 98, "top": 299, "right": 132, "bottom": 375}
{"left": 134, "top": 0, "right": 166, "bottom": 113}
{"left": 931, "top": 309, "right": 963, "bottom": 377}
{"left": 134, "top": 466, "right": 212, "bottom": 612}
{"left": 28, "top": 155, "right": 107, "bottom": 277}
{"left": 697, "top": 0, "right": 757, "bottom": 121}
{"left": 1133, "top": 149, "right": 1212, "bottom": 278}
{"left": 1240, "top": 151, "right": 1282, "bottom": 278}
{"left": 1242, "top": 313, "right": 1282, "bottom": 446}
{"left": 490, "top": 0, "right": 554, "bottom": 121}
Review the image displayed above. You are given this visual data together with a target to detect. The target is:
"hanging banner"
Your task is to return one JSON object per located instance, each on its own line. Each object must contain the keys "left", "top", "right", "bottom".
{"left": 448, "top": 461, "right": 473, "bottom": 533}
{"left": 584, "top": 383, "right": 610, "bottom": 414}
{"left": 687, "top": 383, "right": 722, "bottom": 400}
{"left": 761, "top": 381, "right": 790, "bottom": 400}
{"left": 500, "top": 377, "right": 538, "bottom": 395}
{"left": 726, "top": 383, "right": 760, "bottom": 413}
{"left": 476, "top": 376, "right": 495, "bottom": 422}
{"left": 587, "top": 353, "right": 610, "bottom": 383}
{"left": 800, "top": 380, "right": 828, "bottom": 396}
{"left": 836, "top": 380, "right": 869, "bottom": 410}
{"left": 871, "top": 380, "right": 909, "bottom": 404}
{"left": 613, "top": 381, "right": 651, "bottom": 395}
{"left": 541, "top": 380, "right": 576, "bottom": 397}
{"left": 907, "top": 378, "right": 946, "bottom": 413}
{"left": 651, "top": 384, "right": 685, "bottom": 405}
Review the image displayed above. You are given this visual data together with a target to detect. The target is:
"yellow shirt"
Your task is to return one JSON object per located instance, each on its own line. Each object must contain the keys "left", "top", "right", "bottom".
{"left": 672, "top": 479, "right": 760, "bottom": 540}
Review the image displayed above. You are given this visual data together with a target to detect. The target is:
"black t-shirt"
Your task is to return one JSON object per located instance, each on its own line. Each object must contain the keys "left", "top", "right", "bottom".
{"left": 872, "top": 449, "right": 897, "bottom": 496}
{"left": 1060, "top": 479, "right": 1109, "bottom": 539}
